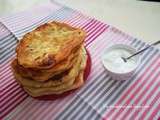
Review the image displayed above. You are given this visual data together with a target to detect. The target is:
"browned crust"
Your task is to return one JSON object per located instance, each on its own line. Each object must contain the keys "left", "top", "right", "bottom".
{"left": 16, "top": 21, "right": 86, "bottom": 69}
{"left": 14, "top": 46, "right": 81, "bottom": 81}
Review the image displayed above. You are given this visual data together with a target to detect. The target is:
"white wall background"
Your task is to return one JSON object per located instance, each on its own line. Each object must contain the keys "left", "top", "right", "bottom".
{"left": 0, "top": 0, "right": 160, "bottom": 45}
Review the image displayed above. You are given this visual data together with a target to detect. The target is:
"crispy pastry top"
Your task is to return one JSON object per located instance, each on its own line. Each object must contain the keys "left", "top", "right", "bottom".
{"left": 16, "top": 21, "right": 86, "bottom": 69}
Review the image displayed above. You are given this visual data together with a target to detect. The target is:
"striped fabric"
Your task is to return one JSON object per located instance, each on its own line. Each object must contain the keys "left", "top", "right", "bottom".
{"left": 0, "top": 2, "right": 160, "bottom": 120}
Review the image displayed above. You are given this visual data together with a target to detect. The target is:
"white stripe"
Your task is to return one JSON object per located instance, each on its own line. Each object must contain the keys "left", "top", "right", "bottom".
{"left": 4, "top": 97, "right": 33, "bottom": 119}
{"left": 0, "top": 50, "right": 15, "bottom": 64}
{"left": 0, "top": 43, "right": 16, "bottom": 58}
{"left": 0, "top": 34, "right": 14, "bottom": 45}
{"left": 0, "top": 54, "right": 15, "bottom": 68}
{"left": 0, "top": 38, "right": 16, "bottom": 49}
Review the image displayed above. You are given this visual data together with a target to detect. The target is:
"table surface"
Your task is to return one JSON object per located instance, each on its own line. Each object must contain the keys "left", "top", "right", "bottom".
{"left": 0, "top": 0, "right": 160, "bottom": 44}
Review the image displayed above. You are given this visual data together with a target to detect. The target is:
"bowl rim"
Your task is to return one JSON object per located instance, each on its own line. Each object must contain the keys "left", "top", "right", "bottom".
{"left": 101, "top": 44, "right": 141, "bottom": 75}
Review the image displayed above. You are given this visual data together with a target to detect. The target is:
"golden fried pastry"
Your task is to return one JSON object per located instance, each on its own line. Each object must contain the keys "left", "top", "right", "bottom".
{"left": 23, "top": 70, "right": 84, "bottom": 97}
{"left": 14, "top": 45, "right": 82, "bottom": 81}
{"left": 12, "top": 51, "right": 83, "bottom": 88}
{"left": 11, "top": 21, "right": 88, "bottom": 98}
{"left": 22, "top": 50, "right": 87, "bottom": 97}
{"left": 16, "top": 21, "right": 86, "bottom": 69}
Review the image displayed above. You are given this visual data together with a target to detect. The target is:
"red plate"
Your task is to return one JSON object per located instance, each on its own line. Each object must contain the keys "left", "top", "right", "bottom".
{"left": 34, "top": 49, "right": 91, "bottom": 100}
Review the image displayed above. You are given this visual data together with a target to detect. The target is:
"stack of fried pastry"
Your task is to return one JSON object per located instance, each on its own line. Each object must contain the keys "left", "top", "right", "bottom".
{"left": 11, "top": 21, "right": 87, "bottom": 97}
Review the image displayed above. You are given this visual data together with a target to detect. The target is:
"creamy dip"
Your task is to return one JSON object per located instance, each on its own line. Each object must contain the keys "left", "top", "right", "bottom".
{"left": 102, "top": 48, "right": 137, "bottom": 73}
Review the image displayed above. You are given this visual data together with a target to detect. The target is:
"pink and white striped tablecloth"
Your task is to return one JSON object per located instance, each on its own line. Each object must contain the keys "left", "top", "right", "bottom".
{"left": 0, "top": 2, "right": 160, "bottom": 120}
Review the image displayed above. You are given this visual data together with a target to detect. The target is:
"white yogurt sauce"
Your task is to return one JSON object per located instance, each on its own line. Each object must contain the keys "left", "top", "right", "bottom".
{"left": 102, "top": 48, "right": 137, "bottom": 73}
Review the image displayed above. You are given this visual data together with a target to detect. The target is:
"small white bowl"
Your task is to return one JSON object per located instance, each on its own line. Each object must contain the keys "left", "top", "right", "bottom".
{"left": 101, "top": 44, "right": 140, "bottom": 80}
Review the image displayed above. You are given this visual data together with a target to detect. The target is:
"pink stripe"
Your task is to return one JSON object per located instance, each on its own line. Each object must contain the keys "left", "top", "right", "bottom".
{"left": 120, "top": 62, "right": 160, "bottom": 119}
{"left": 139, "top": 81, "right": 160, "bottom": 119}
{"left": 85, "top": 21, "right": 105, "bottom": 39}
{"left": 1, "top": 67, "right": 12, "bottom": 79}
{"left": 1, "top": 88, "right": 26, "bottom": 111}
{"left": 85, "top": 22, "right": 106, "bottom": 42}
{"left": 1, "top": 92, "right": 27, "bottom": 118}
{"left": 104, "top": 55, "right": 159, "bottom": 118}
{"left": 1, "top": 73, "right": 15, "bottom": 89}
{"left": 85, "top": 21, "right": 102, "bottom": 35}
{"left": 1, "top": 82, "right": 19, "bottom": 101}
{"left": 148, "top": 102, "right": 160, "bottom": 120}
{"left": 86, "top": 25, "right": 108, "bottom": 46}
{"left": 1, "top": 71, "right": 13, "bottom": 85}
{"left": 1, "top": 78, "right": 15, "bottom": 90}
{"left": 83, "top": 19, "right": 98, "bottom": 31}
